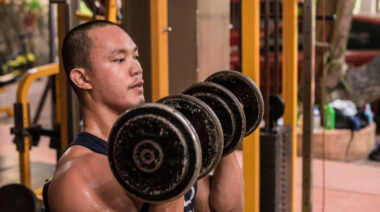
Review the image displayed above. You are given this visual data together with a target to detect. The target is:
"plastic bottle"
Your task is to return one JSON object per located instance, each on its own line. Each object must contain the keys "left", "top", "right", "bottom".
{"left": 324, "top": 105, "right": 335, "bottom": 130}
{"left": 313, "top": 106, "right": 321, "bottom": 130}
{"left": 365, "top": 104, "right": 373, "bottom": 123}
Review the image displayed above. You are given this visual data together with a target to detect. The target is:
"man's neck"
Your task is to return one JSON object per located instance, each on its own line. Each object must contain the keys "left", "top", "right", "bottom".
{"left": 81, "top": 103, "right": 121, "bottom": 142}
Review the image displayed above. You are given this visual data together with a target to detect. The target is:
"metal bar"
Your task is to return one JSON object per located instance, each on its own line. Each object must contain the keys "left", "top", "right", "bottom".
{"left": 302, "top": 1, "right": 315, "bottom": 211}
{"left": 0, "top": 106, "right": 12, "bottom": 116}
{"left": 264, "top": 0, "right": 270, "bottom": 132}
{"left": 105, "top": 0, "right": 118, "bottom": 23}
{"left": 76, "top": 11, "right": 123, "bottom": 25}
{"left": 241, "top": 0, "right": 260, "bottom": 211}
{"left": 50, "top": 75, "right": 59, "bottom": 160}
{"left": 274, "top": 0, "right": 280, "bottom": 94}
{"left": 121, "top": 0, "right": 127, "bottom": 30}
{"left": 16, "top": 64, "right": 60, "bottom": 108}
{"left": 49, "top": 4, "right": 57, "bottom": 63}
{"left": 282, "top": 0, "right": 298, "bottom": 211}
{"left": 15, "top": 63, "right": 59, "bottom": 188}
{"left": 259, "top": 14, "right": 336, "bottom": 21}
{"left": 34, "top": 186, "right": 44, "bottom": 205}
{"left": 32, "top": 79, "right": 50, "bottom": 124}
{"left": 150, "top": 0, "right": 169, "bottom": 101}
{"left": 49, "top": 0, "right": 68, "bottom": 4}
{"left": 56, "top": 4, "right": 70, "bottom": 154}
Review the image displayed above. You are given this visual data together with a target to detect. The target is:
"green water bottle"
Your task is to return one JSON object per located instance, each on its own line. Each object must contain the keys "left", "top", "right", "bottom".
{"left": 324, "top": 105, "right": 335, "bottom": 130}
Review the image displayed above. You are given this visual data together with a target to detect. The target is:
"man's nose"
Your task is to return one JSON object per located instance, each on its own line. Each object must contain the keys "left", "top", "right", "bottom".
{"left": 130, "top": 62, "right": 143, "bottom": 76}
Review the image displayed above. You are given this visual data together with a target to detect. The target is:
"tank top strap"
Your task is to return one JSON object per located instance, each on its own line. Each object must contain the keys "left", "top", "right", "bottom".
{"left": 69, "top": 132, "right": 108, "bottom": 155}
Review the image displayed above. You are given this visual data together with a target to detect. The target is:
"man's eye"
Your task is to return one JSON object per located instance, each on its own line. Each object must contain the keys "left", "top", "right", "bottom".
{"left": 114, "top": 58, "right": 125, "bottom": 63}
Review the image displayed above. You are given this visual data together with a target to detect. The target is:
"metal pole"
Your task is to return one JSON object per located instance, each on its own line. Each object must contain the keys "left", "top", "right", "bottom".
{"left": 302, "top": 0, "right": 315, "bottom": 211}
{"left": 241, "top": 0, "right": 260, "bottom": 211}
{"left": 264, "top": 0, "right": 270, "bottom": 132}
{"left": 282, "top": 0, "right": 298, "bottom": 211}
{"left": 105, "top": 0, "right": 118, "bottom": 22}
{"left": 274, "top": 0, "right": 280, "bottom": 94}
{"left": 150, "top": 0, "right": 169, "bottom": 101}
{"left": 56, "top": 3, "right": 70, "bottom": 155}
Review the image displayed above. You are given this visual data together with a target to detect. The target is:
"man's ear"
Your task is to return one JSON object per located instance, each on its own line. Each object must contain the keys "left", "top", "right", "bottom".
{"left": 70, "top": 68, "right": 92, "bottom": 90}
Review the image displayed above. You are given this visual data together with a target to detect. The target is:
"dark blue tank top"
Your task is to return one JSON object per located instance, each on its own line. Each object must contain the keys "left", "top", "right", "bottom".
{"left": 69, "top": 132, "right": 108, "bottom": 154}
{"left": 43, "top": 132, "right": 197, "bottom": 212}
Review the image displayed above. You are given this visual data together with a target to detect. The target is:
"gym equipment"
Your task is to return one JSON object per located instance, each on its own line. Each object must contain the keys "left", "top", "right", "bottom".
{"left": 108, "top": 70, "right": 264, "bottom": 203}
{"left": 260, "top": 126, "right": 292, "bottom": 212}
{"left": 157, "top": 94, "right": 224, "bottom": 179}
{"left": 269, "top": 94, "right": 285, "bottom": 129}
{"left": 9, "top": 63, "right": 59, "bottom": 189}
{"left": 0, "top": 184, "right": 42, "bottom": 212}
{"left": 183, "top": 81, "right": 246, "bottom": 156}
{"left": 205, "top": 70, "right": 264, "bottom": 136}
{"left": 108, "top": 103, "right": 201, "bottom": 203}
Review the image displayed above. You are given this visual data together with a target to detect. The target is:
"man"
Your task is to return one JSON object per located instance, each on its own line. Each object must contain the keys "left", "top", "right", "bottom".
{"left": 46, "top": 20, "right": 244, "bottom": 212}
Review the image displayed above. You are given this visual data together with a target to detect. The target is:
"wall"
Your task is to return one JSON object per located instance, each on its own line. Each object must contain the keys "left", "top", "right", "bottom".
{"left": 197, "top": 0, "right": 230, "bottom": 82}
{"left": 168, "top": 0, "right": 230, "bottom": 95}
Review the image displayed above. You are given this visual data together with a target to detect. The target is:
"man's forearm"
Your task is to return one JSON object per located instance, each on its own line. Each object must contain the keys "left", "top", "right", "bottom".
{"left": 209, "top": 151, "right": 244, "bottom": 212}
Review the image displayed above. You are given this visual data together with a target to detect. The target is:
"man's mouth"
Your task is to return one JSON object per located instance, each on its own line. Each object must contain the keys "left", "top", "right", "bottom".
{"left": 130, "top": 79, "right": 144, "bottom": 89}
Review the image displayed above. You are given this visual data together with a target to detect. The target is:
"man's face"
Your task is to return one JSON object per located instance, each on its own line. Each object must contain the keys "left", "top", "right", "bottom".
{"left": 87, "top": 25, "right": 145, "bottom": 114}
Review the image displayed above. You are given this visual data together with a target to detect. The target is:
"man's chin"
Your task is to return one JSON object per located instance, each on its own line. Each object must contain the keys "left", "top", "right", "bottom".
{"left": 130, "top": 97, "right": 145, "bottom": 108}
{"left": 138, "top": 97, "right": 145, "bottom": 105}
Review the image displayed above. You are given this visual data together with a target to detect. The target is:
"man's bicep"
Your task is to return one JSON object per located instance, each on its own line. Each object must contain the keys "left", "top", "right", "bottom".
{"left": 49, "top": 178, "right": 109, "bottom": 212}
{"left": 194, "top": 176, "right": 211, "bottom": 212}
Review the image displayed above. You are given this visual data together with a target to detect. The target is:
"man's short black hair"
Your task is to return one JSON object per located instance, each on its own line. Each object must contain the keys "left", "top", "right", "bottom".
{"left": 61, "top": 20, "right": 118, "bottom": 80}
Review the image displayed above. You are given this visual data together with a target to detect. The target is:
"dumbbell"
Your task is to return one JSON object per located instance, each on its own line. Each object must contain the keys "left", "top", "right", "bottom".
{"left": 183, "top": 70, "right": 264, "bottom": 155}
{"left": 108, "top": 70, "right": 264, "bottom": 203}
{"left": 108, "top": 98, "right": 224, "bottom": 203}
{"left": 0, "top": 184, "right": 42, "bottom": 212}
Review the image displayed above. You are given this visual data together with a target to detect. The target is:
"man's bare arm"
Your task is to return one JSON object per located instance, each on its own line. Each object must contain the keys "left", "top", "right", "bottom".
{"left": 195, "top": 151, "right": 244, "bottom": 212}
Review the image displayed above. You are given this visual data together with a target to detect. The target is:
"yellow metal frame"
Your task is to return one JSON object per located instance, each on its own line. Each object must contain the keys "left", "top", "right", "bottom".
{"left": 34, "top": 186, "right": 44, "bottom": 205}
{"left": 76, "top": 11, "right": 122, "bottom": 25}
{"left": 282, "top": 0, "right": 299, "bottom": 211}
{"left": 15, "top": 63, "right": 59, "bottom": 188}
{"left": 150, "top": 0, "right": 169, "bottom": 101}
{"left": 0, "top": 106, "right": 13, "bottom": 117}
{"left": 76, "top": 0, "right": 120, "bottom": 24}
{"left": 105, "top": 0, "right": 117, "bottom": 23}
{"left": 241, "top": 0, "right": 260, "bottom": 211}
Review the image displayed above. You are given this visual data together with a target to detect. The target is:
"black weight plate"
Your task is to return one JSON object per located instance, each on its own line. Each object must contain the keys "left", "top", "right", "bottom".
{"left": 0, "top": 184, "right": 41, "bottom": 212}
{"left": 183, "top": 82, "right": 246, "bottom": 156}
{"left": 270, "top": 95, "right": 285, "bottom": 127}
{"left": 108, "top": 103, "right": 201, "bottom": 203}
{"left": 158, "top": 95, "right": 224, "bottom": 179}
{"left": 206, "top": 70, "right": 264, "bottom": 136}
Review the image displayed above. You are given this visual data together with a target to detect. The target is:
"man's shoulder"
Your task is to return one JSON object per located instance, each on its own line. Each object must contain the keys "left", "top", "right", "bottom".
{"left": 50, "top": 146, "right": 96, "bottom": 192}
{"left": 54, "top": 146, "right": 94, "bottom": 175}
{"left": 48, "top": 147, "right": 109, "bottom": 211}
{"left": 48, "top": 146, "right": 140, "bottom": 211}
